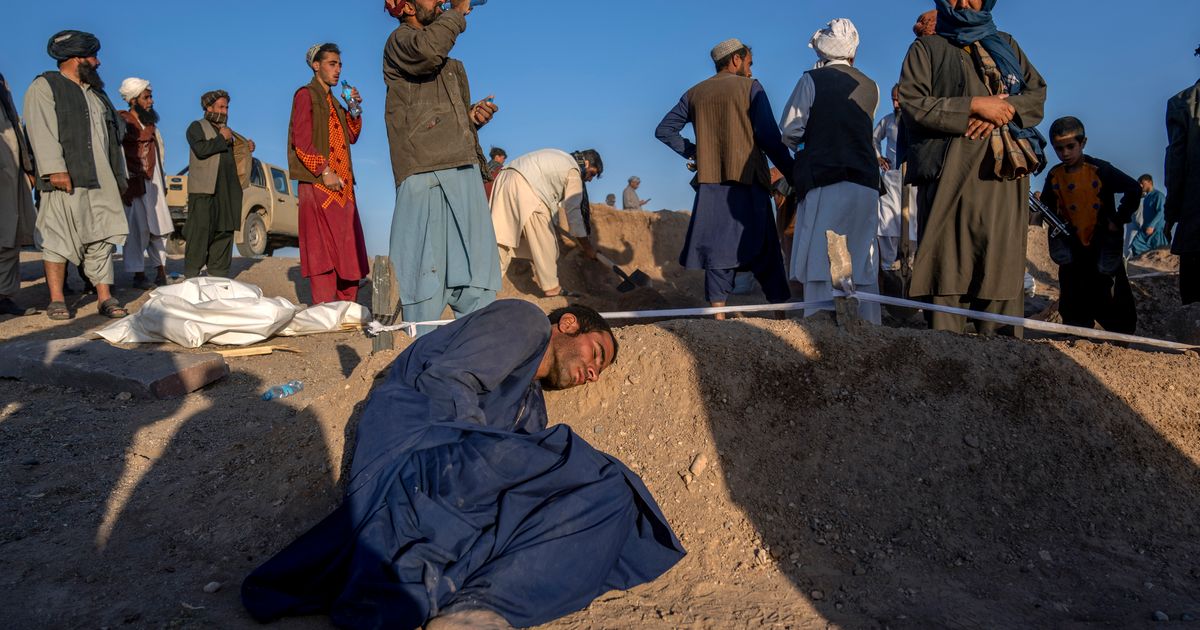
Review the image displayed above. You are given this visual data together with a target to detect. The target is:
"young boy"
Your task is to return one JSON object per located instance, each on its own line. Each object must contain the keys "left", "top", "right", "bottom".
{"left": 1041, "top": 116, "right": 1142, "bottom": 334}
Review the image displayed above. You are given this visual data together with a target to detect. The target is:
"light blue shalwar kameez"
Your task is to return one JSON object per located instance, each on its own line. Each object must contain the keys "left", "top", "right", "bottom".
{"left": 389, "top": 164, "right": 501, "bottom": 335}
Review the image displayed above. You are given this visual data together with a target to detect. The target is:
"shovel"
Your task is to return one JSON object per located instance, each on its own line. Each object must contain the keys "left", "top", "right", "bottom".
{"left": 557, "top": 226, "right": 651, "bottom": 293}
{"left": 596, "top": 251, "right": 652, "bottom": 293}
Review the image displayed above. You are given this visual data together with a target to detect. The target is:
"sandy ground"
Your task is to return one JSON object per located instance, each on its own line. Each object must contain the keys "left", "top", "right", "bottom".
{"left": 2, "top": 206, "right": 1198, "bottom": 628}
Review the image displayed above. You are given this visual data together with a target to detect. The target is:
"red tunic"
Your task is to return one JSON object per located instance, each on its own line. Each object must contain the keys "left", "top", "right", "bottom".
{"left": 290, "top": 88, "right": 369, "bottom": 285}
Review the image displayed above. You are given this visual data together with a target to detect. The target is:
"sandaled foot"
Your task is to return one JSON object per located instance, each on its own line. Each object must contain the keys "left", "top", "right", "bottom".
{"left": 543, "top": 287, "right": 579, "bottom": 298}
{"left": 98, "top": 298, "right": 129, "bottom": 319}
{"left": 46, "top": 301, "right": 71, "bottom": 321}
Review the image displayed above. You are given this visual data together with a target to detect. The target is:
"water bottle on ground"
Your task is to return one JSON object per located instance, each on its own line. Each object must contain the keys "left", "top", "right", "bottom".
{"left": 441, "top": 0, "right": 488, "bottom": 10}
{"left": 262, "top": 380, "right": 304, "bottom": 401}
{"left": 340, "top": 81, "right": 362, "bottom": 119}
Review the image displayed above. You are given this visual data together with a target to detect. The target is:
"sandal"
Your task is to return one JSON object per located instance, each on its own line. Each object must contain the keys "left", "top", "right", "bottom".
{"left": 46, "top": 301, "right": 71, "bottom": 321}
{"left": 543, "top": 287, "right": 579, "bottom": 298}
{"left": 98, "top": 298, "right": 129, "bottom": 319}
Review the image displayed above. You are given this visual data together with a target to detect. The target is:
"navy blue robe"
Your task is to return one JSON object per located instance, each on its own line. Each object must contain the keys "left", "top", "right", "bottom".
{"left": 241, "top": 300, "right": 684, "bottom": 629}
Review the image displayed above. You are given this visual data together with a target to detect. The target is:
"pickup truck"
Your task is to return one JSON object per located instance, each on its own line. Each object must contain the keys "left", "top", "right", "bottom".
{"left": 164, "top": 157, "right": 299, "bottom": 257}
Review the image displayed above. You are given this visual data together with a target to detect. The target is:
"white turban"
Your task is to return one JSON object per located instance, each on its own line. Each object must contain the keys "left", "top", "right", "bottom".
{"left": 119, "top": 77, "right": 151, "bottom": 103}
{"left": 809, "top": 18, "right": 859, "bottom": 68}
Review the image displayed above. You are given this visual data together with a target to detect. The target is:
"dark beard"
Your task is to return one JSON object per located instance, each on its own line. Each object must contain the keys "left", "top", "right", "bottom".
{"left": 204, "top": 111, "right": 228, "bottom": 126}
{"left": 77, "top": 62, "right": 104, "bottom": 90}
{"left": 134, "top": 104, "right": 160, "bottom": 126}
{"left": 415, "top": 4, "right": 438, "bottom": 25}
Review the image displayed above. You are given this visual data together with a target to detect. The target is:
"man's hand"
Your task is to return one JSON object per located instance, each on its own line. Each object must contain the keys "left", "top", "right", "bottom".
{"left": 47, "top": 172, "right": 72, "bottom": 194}
{"left": 965, "top": 118, "right": 998, "bottom": 140}
{"left": 877, "top": 156, "right": 892, "bottom": 171}
{"left": 451, "top": 0, "right": 473, "bottom": 15}
{"left": 321, "top": 169, "right": 343, "bottom": 191}
{"left": 1146, "top": 226, "right": 1156, "bottom": 236}
{"left": 970, "top": 94, "right": 1015, "bottom": 127}
{"left": 578, "top": 236, "right": 599, "bottom": 261}
{"left": 219, "top": 126, "right": 233, "bottom": 141}
{"left": 471, "top": 97, "right": 498, "bottom": 127}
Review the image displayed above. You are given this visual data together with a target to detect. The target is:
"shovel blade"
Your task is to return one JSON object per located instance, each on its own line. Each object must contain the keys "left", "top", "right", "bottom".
{"left": 616, "top": 280, "right": 637, "bottom": 293}
{"left": 628, "top": 269, "right": 652, "bottom": 288}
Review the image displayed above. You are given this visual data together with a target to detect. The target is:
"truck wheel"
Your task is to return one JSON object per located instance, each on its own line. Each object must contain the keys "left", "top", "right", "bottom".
{"left": 166, "top": 234, "right": 187, "bottom": 257}
{"left": 237, "top": 213, "right": 268, "bottom": 258}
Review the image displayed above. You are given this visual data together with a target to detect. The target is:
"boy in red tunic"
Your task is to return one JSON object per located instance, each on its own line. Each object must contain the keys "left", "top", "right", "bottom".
{"left": 288, "top": 43, "right": 369, "bottom": 304}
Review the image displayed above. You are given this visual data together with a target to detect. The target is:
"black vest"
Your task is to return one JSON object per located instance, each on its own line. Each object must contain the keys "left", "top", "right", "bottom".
{"left": 34, "top": 71, "right": 127, "bottom": 195}
{"left": 793, "top": 65, "right": 880, "bottom": 197}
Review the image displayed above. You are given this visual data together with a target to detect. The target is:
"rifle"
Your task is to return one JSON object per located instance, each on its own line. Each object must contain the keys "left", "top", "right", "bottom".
{"left": 1028, "top": 190, "right": 1073, "bottom": 239}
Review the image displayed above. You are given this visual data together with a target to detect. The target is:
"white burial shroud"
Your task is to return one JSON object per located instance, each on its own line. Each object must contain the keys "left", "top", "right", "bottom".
{"left": 93, "top": 277, "right": 371, "bottom": 348}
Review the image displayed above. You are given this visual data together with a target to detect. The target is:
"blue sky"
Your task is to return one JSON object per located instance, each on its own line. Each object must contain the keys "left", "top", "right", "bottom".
{"left": 5, "top": 0, "right": 1199, "bottom": 256}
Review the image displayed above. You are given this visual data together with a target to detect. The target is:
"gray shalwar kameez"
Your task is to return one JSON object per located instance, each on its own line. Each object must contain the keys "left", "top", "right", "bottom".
{"left": 23, "top": 77, "right": 127, "bottom": 285}
{"left": 0, "top": 81, "right": 36, "bottom": 297}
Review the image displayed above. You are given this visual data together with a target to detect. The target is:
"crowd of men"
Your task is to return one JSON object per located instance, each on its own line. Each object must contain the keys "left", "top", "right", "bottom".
{"left": 652, "top": 1, "right": 1200, "bottom": 336}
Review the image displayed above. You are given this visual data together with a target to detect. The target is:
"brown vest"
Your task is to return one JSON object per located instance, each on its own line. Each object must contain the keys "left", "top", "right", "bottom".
{"left": 686, "top": 72, "right": 769, "bottom": 189}
{"left": 288, "top": 77, "right": 354, "bottom": 184}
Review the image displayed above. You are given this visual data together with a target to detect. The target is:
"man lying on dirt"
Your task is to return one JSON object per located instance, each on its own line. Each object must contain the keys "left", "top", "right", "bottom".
{"left": 242, "top": 300, "right": 685, "bottom": 630}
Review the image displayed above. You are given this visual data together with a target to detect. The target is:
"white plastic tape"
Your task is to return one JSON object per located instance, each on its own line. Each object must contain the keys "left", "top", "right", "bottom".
{"left": 367, "top": 293, "right": 1196, "bottom": 352}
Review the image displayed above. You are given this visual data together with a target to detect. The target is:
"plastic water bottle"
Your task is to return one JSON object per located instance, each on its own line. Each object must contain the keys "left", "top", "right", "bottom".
{"left": 441, "top": 0, "right": 488, "bottom": 10}
{"left": 262, "top": 380, "right": 304, "bottom": 401}
{"left": 340, "top": 81, "right": 362, "bottom": 119}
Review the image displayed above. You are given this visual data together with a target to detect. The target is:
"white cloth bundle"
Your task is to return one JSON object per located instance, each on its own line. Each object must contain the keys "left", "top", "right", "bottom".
{"left": 92, "top": 277, "right": 371, "bottom": 348}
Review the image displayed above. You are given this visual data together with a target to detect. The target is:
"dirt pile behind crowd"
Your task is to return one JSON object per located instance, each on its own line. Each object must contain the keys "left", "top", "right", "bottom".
{"left": 1, "top": 206, "right": 1198, "bottom": 628}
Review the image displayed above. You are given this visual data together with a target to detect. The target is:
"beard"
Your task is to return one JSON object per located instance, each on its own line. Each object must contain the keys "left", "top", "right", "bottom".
{"left": 78, "top": 61, "right": 104, "bottom": 90}
{"left": 415, "top": 3, "right": 438, "bottom": 25}
{"left": 204, "top": 111, "right": 228, "bottom": 126}
{"left": 134, "top": 103, "right": 160, "bottom": 126}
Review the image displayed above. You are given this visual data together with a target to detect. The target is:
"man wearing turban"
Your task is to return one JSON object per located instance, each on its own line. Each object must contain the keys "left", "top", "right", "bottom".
{"left": 655, "top": 38, "right": 795, "bottom": 318}
{"left": 0, "top": 72, "right": 37, "bottom": 318}
{"left": 898, "top": 0, "right": 1047, "bottom": 335}
{"left": 24, "top": 29, "right": 129, "bottom": 320}
{"left": 381, "top": 0, "right": 502, "bottom": 335}
{"left": 780, "top": 18, "right": 884, "bottom": 324}
{"left": 117, "top": 78, "right": 171, "bottom": 289}
{"left": 183, "top": 89, "right": 250, "bottom": 279}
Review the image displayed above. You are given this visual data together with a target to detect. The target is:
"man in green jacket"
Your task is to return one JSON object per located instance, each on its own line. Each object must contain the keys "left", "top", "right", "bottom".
{"left": 184, "top": 90, "right": 251, "bottom": 278}
{"left": 383, "top": 0, "right": 501, "bottom": 335}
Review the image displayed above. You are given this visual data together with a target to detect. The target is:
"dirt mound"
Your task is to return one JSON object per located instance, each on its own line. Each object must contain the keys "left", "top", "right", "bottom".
{"left": 1131, "top": 248, "right": 1180, "bottom": 275}
{"left": 4, "top": 208, "right": 1200, "bottom": 628}
{"left": 544, "top": 319, "right": 1200, "bottom": 628}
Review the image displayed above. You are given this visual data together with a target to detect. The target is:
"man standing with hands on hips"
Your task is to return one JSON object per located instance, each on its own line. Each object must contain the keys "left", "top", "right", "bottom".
{"left": 289, "top": 43, "right": 369, "bottom": 305}
{"left": 383, "top": 0, "right": 501, "bottom": 335}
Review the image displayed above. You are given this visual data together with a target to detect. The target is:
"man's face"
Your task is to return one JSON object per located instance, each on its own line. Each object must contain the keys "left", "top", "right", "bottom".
{"left": 582, "top": 161, "right": 600, "bottom": 183}
{"left": 1141, "top": 179, "right": 1154, "bottom": 194}
{"left": 541, "top": 321, "right": 616, "bottom": 391}
{"left": 411, "top": 0, "right": 442, "bottom": 25}
{"left": 313, "top": 52, "right": 342, "bottom": 87}
{"left": 953, "top": 0, "right": 985, "bottom": 10}
{"left": 135, "top": 89, "right": 154, "bottom": 112}
{"left": 206, "top": 97, "right": 230, "bottom": 116}
{"left": 630, "top": 179, "right": 640, "bottom": 190}
{"left": 731, "top": 52, "right": 753, "bottom": 78}
{"left": 1051, "top": 134, "right": 1086, "bottom": 167}
{"left": 75, "top": 56, "right": 103, "bottom": 89}
{"left": 495, "top": 154, "right": 506, "bottom": 165}
{"left": 891, "top": 87, "right": 901, "bottom": 112}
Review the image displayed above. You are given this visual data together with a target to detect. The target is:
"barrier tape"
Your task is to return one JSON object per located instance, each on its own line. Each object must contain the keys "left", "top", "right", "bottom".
{"left": 367, "top": 291, "right": 1197, "bottom": 352}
